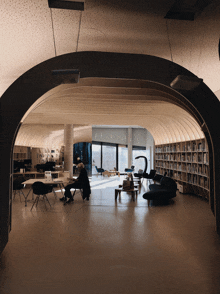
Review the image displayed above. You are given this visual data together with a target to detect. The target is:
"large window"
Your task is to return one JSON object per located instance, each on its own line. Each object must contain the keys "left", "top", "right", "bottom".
{"left": 102, "top": 145, "right": 116, "bottom": 171}
{"left": 118, "top": 145, "right": 128, "bottom": 172}
{"left": 92, "top": 142, "right": 151, "bottom": 174}
{"left": 92, "top": 144, "right": 101, "bottom": 173}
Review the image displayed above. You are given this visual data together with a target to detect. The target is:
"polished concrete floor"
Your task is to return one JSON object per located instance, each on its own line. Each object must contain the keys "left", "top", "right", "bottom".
{"left": 1, "top": 175, "right": 220, "bottom": 294}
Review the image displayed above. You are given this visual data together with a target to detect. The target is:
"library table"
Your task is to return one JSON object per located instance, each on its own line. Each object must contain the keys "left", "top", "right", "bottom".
{"left": 22, "top": 178, "right": 65, "bottom": 206}
{"left": 115, "top": 187, "right": 139, "bottom": 201}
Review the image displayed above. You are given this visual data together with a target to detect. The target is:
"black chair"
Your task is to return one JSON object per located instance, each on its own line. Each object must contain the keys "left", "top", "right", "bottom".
{"left": 31, "top": 181, "right": 53, "bottom": 211}
{"left": 143, "top": 169, "right": 156, "bottom": 181}
{"left": 71, "top": 188, "right": 84, "bottom": 201}
{"left": 124, "top": 165, "right": 135, "bottom": 173}
{"left": 13, "top": 177, "right": 26, "bottom": 202}
{"left": 95, "top": 166, "right": 105, "bottom": 175}
{"left": 134, "top": 172, "right": 143, "bottom": 179}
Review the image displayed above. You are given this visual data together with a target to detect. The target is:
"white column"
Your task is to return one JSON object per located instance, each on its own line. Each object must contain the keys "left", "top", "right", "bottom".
{"left": 127, "top": 127, "right": 132, "bottom": 168}
{"left": 64, "top": 124, "right": 73, "bottom": 177}
{"left": 146, "top": 130, "right": 154, "bottom": 172}
{"left": 152, "top": 140, "right": 155, "bottom": 170}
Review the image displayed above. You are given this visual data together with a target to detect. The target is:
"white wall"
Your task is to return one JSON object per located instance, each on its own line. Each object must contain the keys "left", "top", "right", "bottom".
{"left": 92, "top": 127, "right": 154, "bottom": 147}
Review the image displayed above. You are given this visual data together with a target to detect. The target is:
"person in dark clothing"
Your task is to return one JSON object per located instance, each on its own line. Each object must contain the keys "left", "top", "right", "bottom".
{"left": 60, "top": 163, "right": 91, "bottom": 203}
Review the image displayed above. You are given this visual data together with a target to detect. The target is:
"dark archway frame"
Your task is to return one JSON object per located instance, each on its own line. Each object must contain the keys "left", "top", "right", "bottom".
{"left": 1, "top": 51, "right": 220, "bottom": 254}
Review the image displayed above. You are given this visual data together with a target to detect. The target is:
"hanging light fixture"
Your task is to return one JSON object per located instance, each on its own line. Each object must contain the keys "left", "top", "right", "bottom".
{"left": 48, "top": 0, "right": 84, "bottom": 11}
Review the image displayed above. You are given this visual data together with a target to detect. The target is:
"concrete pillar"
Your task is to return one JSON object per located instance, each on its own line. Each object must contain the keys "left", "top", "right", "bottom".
{"left": 64, "top": 124, "right": 73, "bottom": 177}
{"left": 128, "top": 127, "right": 132, "bottom": 168}
{"left": 146, "top": 130, "right": 154, "bottom": 172}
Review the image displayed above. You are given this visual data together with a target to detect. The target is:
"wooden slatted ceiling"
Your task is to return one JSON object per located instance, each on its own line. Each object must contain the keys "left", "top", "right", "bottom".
{"left": 17, "top": 78, "right": 204, "bottom": 148}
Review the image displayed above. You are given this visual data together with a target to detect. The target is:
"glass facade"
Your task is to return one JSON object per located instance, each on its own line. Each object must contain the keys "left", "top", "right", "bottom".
{"left": 118, "top": 145, "right": 128, "bottom": 172}
{"left": 73, "top": 142, "right": 92, "bottom": 171}
{"left": 92, "top": 144, "right": 101, "bottom": 174}
{"left": 91, "top": 142, "right": 151, "bottom": 174}
{"left": 102, "top": 145, "right": 116, "bottom": 171}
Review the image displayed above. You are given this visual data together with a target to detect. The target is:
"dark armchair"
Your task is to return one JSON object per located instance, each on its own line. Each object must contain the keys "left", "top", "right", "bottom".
{"left": 143, "top": 176, "right": 177, "bottom": 205}
{"left": 143, "top": 169, "right": 156, "bottom": 180}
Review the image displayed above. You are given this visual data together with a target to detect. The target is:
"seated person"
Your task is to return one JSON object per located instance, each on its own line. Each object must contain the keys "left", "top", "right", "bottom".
{"left": 60, "top": 163, "right": 91, "bottom": 203}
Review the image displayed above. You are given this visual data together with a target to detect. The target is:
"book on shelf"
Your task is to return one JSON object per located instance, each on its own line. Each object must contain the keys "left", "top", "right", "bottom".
{"left": 182, "top": 163, "right": 186, "bottom": 171}
{"left": 203, "top": 153, "right": 208, "bottom": 164}
{"left": 187, "top": 143, "right": 191, "bottom": 151}
{"left": 192, "top": 142, "right": 197, "bottom": 151}
{"left": 193, "top": 175, "right": 197, "bottom": 184}
{"left": 187, "top": 164, "right": 191, "bottom": 172}
{"left": 198, "top": 153, "right": 203, "bottom": 163}
{"left": 192, "top": 153, "right": 197, "bottom": 162}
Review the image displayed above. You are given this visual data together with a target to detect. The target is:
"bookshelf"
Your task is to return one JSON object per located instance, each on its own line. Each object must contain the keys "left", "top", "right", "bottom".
{"left": 155, "top": 138, "right": 209, "bottom": 200}
{"left": 13, "top": 146, "right": 31, "bottom": 160}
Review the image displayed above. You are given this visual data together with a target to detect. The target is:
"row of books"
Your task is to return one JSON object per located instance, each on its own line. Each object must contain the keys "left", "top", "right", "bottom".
{"left": 155, "top": 141, "right": 206, "bottom": 153}
{"left": 155, "top": 153, "right": 209, "bottom": 164}
{"left": 156, "top": 164, "right": 209, "bottom": 176}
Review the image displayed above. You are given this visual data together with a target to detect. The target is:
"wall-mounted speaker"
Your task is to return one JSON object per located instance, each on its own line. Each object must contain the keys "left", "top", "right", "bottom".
{"left": 170, "top": 75, "right": 203, "bottom": 91}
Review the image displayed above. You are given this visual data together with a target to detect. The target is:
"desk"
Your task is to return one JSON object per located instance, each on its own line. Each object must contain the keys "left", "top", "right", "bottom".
{"left": 14, "top": 171, "right": 61, "bottom": 179}
{"left": 22, "top": 178, "right": 64, "bottom": 206}
{"left": 103, "top": 170, "right": 117, "bottom": 177}
{"left": 115, "top": 188, "right": 138, "bottom": 201}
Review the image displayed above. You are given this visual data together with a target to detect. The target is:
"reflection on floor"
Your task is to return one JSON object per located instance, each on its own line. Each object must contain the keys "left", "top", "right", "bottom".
{"left": 1, "top": 175, "right": 220, "bottom": 294}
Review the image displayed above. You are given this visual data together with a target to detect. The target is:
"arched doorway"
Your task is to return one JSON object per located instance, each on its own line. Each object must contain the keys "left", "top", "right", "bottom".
{"left": 1, "top": 52, "right": 220, "bottom": 254}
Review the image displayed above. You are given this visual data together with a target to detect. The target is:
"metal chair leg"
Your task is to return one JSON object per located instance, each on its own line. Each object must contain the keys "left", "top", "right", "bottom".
{"left": 36, "top": 195, "right": 40, "bottom": 207}
{"left": 44, "top": 195, "right": 51, "bottom": 207}
{"left": 31, "top": 196, "right": 39, "bottom": 211}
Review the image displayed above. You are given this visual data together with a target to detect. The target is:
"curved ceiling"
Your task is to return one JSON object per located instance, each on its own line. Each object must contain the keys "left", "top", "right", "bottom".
{"left": 1, "top": 0, "right": 220, "bottom": 98}
{"left": 2, "top": 1, "right": 216, "bottom": 148}
{"left": 16, "top": 77, "right": 204, "bottom": 148}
